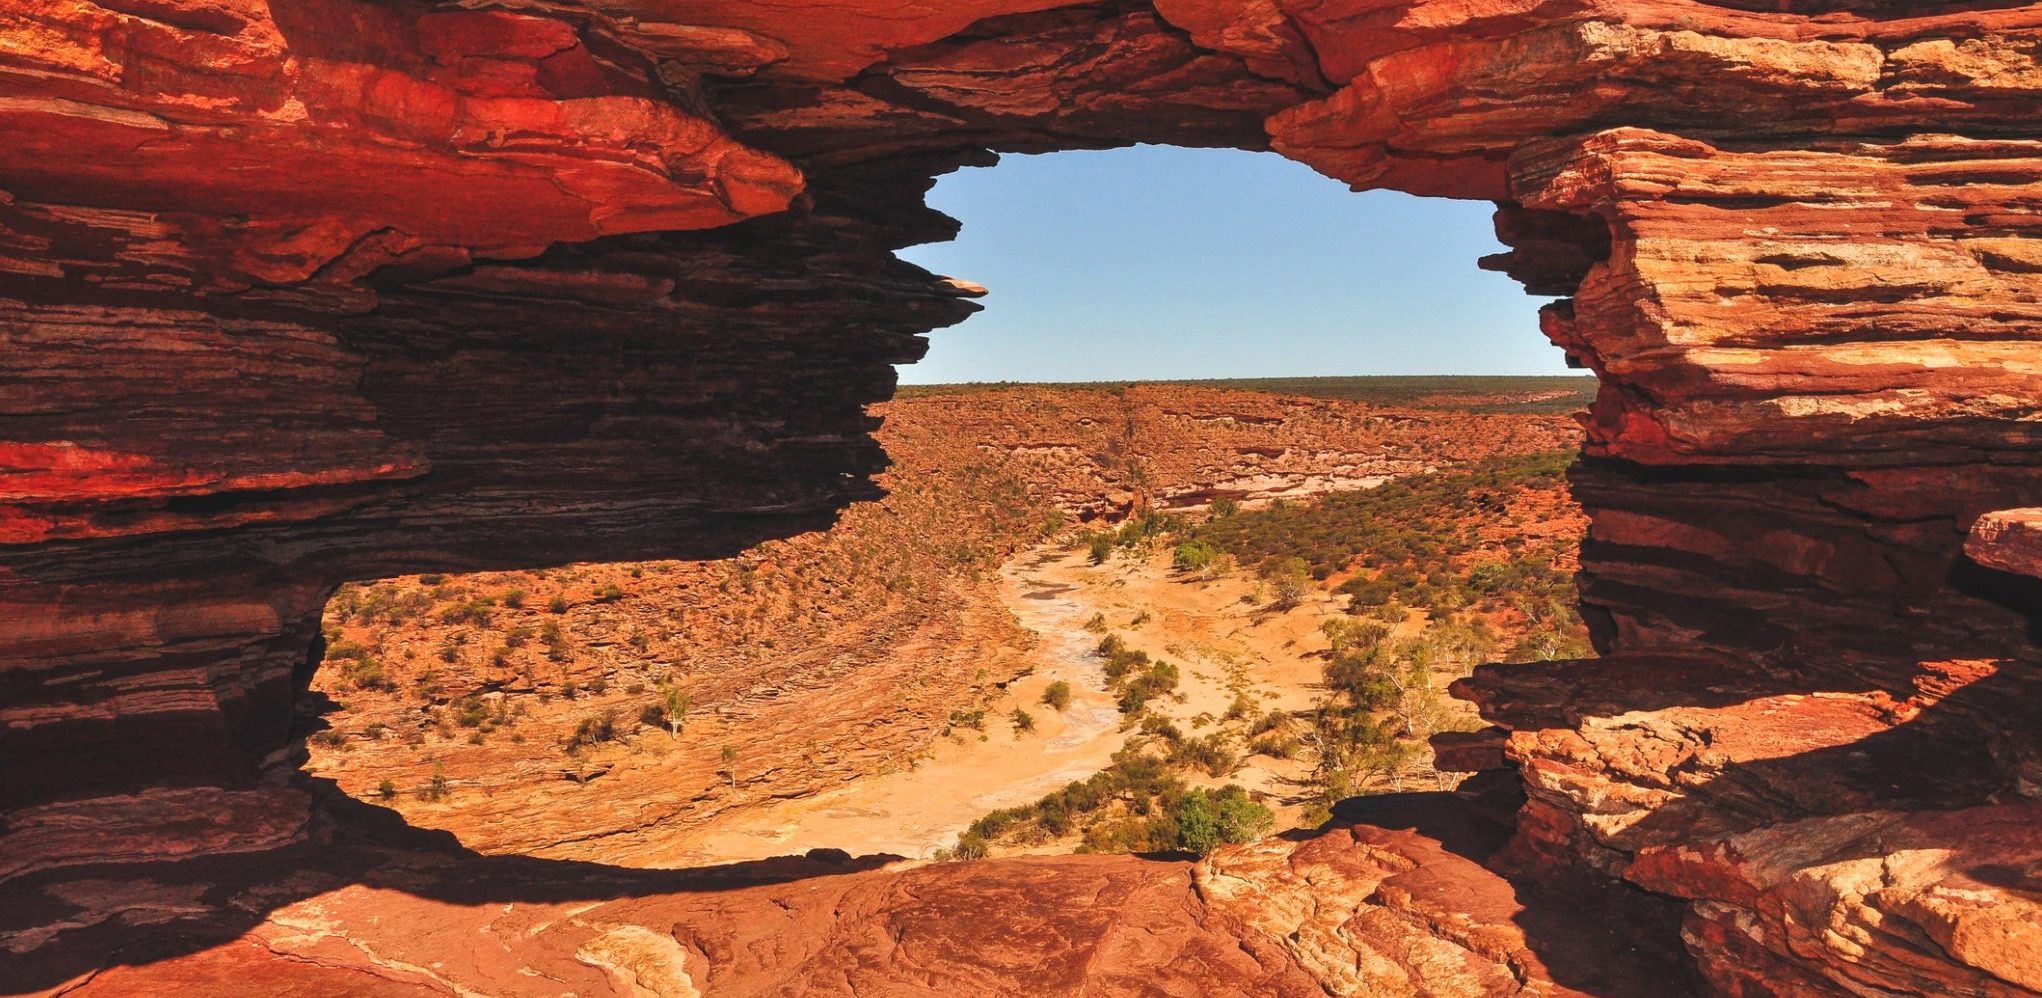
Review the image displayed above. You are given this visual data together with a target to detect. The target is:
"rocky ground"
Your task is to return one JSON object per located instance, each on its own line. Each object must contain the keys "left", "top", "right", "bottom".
{"left": 24, "top": 776, "right": 1686, "bottom": 998}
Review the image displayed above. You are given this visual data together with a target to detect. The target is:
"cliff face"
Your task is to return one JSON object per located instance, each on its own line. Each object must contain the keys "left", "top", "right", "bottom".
{"left": 4, "top": 1, "right": 2041, "bottom": 994}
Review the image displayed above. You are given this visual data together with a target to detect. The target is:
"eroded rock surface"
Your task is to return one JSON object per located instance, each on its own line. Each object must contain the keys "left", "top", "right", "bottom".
{"left": 1971, "top": 508, "right": 2042, "bottom": 580}
{"left": 11, "top": 783, "right": 1682, "bottom": 997}
{"left": 6, "top": 0, "right": 2042, "bottom": 994}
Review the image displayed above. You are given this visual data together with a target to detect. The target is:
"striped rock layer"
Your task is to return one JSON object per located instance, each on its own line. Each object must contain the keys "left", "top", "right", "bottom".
{"left": 4, "top": 1, "right": 2041, "bottom": 994}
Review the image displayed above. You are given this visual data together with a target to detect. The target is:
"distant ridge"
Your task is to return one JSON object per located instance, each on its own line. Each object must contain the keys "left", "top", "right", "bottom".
{"left": 897, "top": 375, "right": 1597, "bottom": 414}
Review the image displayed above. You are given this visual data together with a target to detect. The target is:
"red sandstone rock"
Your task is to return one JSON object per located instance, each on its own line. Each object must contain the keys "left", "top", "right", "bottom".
{"left": 1510, "top": 129, "right": 2042, "bottom": 467}
{"left": 5, "top": 1, "right": 2042, "bottom": 995}
{"left": 1970, "top": 508, "right": 2042, "bottom": 580}
{"left": 0, "top": 1, "right": 804, "bottom": 286}
{"left": 1630, "top": 805, "right": 2042, "bottom": 997}
{"left": 13, "top": 798, "right": 1681, "bottom": 998}
{"left": 1431, "top": 727, "right": 1511, "bottom": 773}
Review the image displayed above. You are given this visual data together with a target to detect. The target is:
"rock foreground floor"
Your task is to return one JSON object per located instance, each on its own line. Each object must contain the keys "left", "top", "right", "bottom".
{"left": 15, "top": 778, "right": 1688, "bottom": 997}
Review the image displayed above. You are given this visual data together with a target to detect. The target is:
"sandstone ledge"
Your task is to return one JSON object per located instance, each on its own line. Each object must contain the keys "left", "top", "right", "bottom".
{"left": 1969, "top": 508, "right": 2042, "bottom": 580}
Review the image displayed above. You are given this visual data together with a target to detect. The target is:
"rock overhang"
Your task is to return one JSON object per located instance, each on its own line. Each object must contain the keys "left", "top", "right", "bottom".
{"left": 4, "top": 1, "right": 2042, "bottom": 994}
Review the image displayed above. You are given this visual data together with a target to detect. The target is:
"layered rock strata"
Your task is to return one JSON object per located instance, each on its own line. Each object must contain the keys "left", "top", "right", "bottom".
{"left": 1971, "top": 507, "right": 2042, "bottom": 580}
{"left": 5, "top": 0, "right": 2042, "bottom": 994}
{"left": 9, "top": 780, "right": 1686, "bottom": 997}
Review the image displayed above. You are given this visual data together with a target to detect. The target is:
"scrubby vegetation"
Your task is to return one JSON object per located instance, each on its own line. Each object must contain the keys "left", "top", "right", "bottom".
{"left": 323, "top": 640, "right": 393, "bottom": 691}
{"left": 944, "top": 446, "right": 1594, "bottom": 860}
{"left": 1193, "top": 452, "right": 1566, "bottom": 578}
{"left": 1082, "top": 511, "right": 1183, "bottom": 566}
{"left": 312, "top": 383, "right": 1588, "bottom": 861}
{"left": 1191, "top": 452, "right": 1586, "bottom": 653}
{"left": 944, "top": 747, "right": 1271, "bottom": 859}
{"left": 1182, "top": 450, "right": 1590, "bottom": 818}
{"left": 1095, "top": 634, "right": 1180, "bottom": 715}
{"left": 313, "top": 444, "right": 1065, "bottom": 799}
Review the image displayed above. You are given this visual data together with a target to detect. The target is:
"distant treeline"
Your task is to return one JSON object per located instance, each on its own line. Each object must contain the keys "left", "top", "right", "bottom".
{"left": 896, "top": 375, "right": 1596, "bottom": 413}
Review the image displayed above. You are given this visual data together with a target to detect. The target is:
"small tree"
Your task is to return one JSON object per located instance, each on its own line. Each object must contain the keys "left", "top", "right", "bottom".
{"left": 1302, "top": 705, "right": 1413, "bottom": 820}
{"left": 1261, "top": 556, "right": 1311, "bottom": 610}
{"left": 1010, "top": 707, "right": 1036, "bottom": 734}
{"left": 1323, "top": 622, "right": 1400, "bottom": 713}
{"left": 657, "top": 683, "right": 691, "bottom": 739}
{"left": 1041, "top": 680, "right": 1073, "bottom": 712}
{"left": 719, "top": 745, "right": 739, "bottom": 787}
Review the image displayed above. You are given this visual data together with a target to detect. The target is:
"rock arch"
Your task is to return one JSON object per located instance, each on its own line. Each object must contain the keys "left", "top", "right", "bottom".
{"left": 3, "top": 0, "right": 2040, "bottom": 992}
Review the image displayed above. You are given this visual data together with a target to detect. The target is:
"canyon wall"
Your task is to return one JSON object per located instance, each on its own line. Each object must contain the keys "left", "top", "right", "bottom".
{"left": 4, "top": 0, "right": 2040, "bottom": 993}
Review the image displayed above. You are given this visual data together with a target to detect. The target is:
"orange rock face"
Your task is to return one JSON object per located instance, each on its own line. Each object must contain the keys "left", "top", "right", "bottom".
{"left": 5, "top": 0, "right": 2042, "bottom": 995}
{"left": 13, "top": 779, "right": 1684, "bottom": 997}
{"left": 1971, "top": 508, "right": 2042, "bottom": 580}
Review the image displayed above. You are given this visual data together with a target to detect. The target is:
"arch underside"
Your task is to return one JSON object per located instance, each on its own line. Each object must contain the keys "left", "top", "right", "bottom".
{"left": 3, "top": 0, "right": 2041, "bottom": 993}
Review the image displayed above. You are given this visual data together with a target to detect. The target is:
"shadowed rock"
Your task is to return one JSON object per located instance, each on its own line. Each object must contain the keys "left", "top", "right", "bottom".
{"left": 6, "top": 0, "right": 2042, "bottom": 993}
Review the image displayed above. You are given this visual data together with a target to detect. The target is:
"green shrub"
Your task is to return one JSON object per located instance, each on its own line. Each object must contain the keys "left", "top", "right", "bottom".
{"left": 1249, "top": 732, "right": 1301, "bottom": 759}
{"left": 541, "top": 620, "right": 570, "bottom": 662}
{"left": 1174, "top": 786, "right": 1273, "bottom": 855}
{"left": 1117, "top": 659, "right": 1178, "bottom": 714}
{"left": 1041, "top": 680, "right": 1073, "bottom": 712}
{"left": 646, "top": 684, "right": 691, "bottom": 737}
{"left": 953, "top": 832, "right": 989, "bottom": 860}
{"left": 1176, "top": 538, "right": 1217, "bottom": 571}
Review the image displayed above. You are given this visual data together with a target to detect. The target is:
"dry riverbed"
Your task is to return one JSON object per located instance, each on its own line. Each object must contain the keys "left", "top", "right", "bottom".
{"left": 669, "top": 533, "right": 1461, "bottom": 864}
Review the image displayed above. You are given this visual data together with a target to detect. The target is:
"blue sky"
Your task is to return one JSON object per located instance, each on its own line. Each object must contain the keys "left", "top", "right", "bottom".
{"left": 895, "top": 145, "right": 1573, "bottom": 384}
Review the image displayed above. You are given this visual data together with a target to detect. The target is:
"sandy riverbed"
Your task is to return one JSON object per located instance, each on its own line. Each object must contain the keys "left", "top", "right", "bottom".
{"left": 663, "top": 533, "right": 1417, "bottom": 863}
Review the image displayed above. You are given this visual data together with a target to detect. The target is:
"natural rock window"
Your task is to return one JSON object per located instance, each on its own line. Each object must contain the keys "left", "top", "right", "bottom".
{"left": 5, "top": 1, "right": 2041, "bottom": 994}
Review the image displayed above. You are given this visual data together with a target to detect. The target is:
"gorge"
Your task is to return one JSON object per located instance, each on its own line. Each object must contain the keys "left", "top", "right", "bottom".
{"left": 4, "top": 0, "right": 2042, "bottom": 995}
